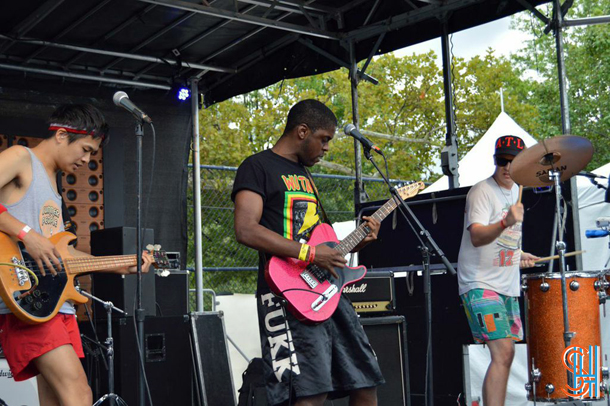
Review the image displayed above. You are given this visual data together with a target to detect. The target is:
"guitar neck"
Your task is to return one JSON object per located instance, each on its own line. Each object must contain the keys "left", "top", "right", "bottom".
{"left": 336, "top": 195, "right": 402, "bottom": 256}
{"left": 65, "top": 255, "right": 139, "bottom": 275}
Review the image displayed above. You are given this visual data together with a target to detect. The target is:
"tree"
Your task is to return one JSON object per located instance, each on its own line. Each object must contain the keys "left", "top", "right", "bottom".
{"left": 511, "top": 0, "right": 610, "bottom": 169}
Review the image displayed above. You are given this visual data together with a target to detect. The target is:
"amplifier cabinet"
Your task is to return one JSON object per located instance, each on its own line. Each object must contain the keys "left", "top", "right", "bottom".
{"left": 155, "top": 270, "right": 189, "bottom": 317}
{"left": 342, "top": 270, "right": 395, "bottom": 315}
{"left": 325, "top": 315, "right": 410, "bottom": 406}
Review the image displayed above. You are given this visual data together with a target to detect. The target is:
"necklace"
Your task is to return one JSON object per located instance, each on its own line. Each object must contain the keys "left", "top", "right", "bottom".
{"left": 492, "top": 176, "right": 514, "bottom": 207}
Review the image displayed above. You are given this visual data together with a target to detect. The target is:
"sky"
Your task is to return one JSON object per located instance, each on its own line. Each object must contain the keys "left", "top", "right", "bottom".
{"left": 393, "top": 15, "right": 533, "bottom": 63}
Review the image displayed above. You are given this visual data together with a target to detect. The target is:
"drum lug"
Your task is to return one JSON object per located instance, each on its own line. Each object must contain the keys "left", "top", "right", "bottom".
{"left": 601, "top": 381, "right": 608, "bottom": 394}
{"left": 540, "top": 282, "right": 550, "bottom": 292}
{"left": 532, "top": 368, "right": 541, "bottom": 382}
{"left": 569, "top": 280, "right": 580, "bottom": 291}
{"left": 600, "top": 291, "right": 607, "bottom": 305}
{"left": 594, "top": 279, "right": 609, "bottom": 291}
{"left": 521, "top": 281, "right": 528, "bottom": 292}
{"left": 525, "top": 382, "right": 533, "bottom": 392}
{"left": 545, "top": 383, "right": 555, "bottom": 394}
{"left": 602, "top": 366, "right": 609, "bottom": 379}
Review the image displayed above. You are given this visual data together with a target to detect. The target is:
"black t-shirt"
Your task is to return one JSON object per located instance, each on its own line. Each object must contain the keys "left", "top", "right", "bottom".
{"left": 231, "top": 149, "right": 323, "bottom": 290}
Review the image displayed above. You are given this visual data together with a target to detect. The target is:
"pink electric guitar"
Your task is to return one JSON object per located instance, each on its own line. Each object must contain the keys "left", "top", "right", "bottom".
{"left": 265, "top": 182, "right": 424, "bottom": 323}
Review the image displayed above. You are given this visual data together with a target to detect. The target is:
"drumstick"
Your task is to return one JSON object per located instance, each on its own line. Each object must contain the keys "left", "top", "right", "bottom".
{"left": 517, "top": 185, "right": 523, "bottom": 204}
{"left": 533, "top": 250, "right": 585, "bottom": 263}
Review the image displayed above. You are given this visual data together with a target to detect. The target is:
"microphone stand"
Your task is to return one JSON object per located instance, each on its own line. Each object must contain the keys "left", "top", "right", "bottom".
{"left": 134, "top": 120, "right": 146, "bottom": 406}
{"left": 76, "top": 288, "right": 128, "bottom": 406}
{"left": 362, "top": 146, "right": 456, "bottom": 406}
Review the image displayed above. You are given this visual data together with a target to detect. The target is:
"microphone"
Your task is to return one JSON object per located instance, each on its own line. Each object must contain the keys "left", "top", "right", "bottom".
{"left": 113, "top": 91, "right": 152, "bottom": 124}
{"left": 343, "top": 124, "right": 381, "bottom": 154}
{"left": 586, "top": 229, "right": 610, "bottom": 238}
{"left": 578, "top": 171, "right": 607, "bottom": 179}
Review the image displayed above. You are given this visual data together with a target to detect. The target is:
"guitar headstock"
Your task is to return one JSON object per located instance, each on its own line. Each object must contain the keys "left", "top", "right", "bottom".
{"left": 146, "top": 244, "right": 171, "bottom": 269}
{"left": 395, "top": 181, "right": 425, "bottom": 200}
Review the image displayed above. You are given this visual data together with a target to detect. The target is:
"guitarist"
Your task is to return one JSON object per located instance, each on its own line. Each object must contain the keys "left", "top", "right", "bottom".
{"left": 232, "top": 99, "right": 384, "bottom": 406}
{"left": 0, "top": 104, "right": 153, "bottom": 406}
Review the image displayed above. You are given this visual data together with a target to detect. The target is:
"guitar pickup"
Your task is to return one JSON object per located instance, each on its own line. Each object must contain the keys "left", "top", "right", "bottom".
{"left": 311, "top": 284, "right": 339, "bottom": 312}
{"left": 300, "top": 270, "right": 318, "bottom": 289}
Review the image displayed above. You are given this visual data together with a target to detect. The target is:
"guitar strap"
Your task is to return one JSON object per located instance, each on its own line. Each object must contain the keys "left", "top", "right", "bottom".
{"left": 303, "top": 167, "right": 331, "bottom": 226}
{"left": 56, "top": 172, "right": 77, "bottom": 237}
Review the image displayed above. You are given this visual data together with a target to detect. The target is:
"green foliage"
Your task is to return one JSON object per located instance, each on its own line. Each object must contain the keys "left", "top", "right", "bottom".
{"left": 510, "top": 0, "right": 610, "bottom": 169}
{"left": 196, "top": 50, "right": 536, "bottom": 181}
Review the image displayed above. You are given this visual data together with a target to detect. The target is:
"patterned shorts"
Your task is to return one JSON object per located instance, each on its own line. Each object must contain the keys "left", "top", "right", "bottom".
{"left": 460, "top": 289, "right": 523, "bottom": 343}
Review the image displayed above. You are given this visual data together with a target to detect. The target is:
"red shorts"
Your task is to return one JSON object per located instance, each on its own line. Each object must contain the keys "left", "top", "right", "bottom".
{"left": 0, "top": 313, "right": 84, "bottom": 381}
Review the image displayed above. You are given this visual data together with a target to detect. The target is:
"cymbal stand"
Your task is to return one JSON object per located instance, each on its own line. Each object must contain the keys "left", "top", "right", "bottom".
{"left": 76, "top": 287, "right": 128, "bottom": 406}
{"left": 549, "top": 170, "right": 575, "bottom": 390}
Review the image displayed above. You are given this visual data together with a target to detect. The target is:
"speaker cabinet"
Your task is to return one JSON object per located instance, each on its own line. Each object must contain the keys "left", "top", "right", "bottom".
{"left": 190, "top": 312, "right": 236, "bottom": 406}
{"left": 81, "top": 316, "right": 193, "bottom": 406}
{"left": 155, "top": 270, "right": 189, "bottom": 317}
{"left": 326, "top": 315, "right": 410, "bottom": 406}
{"left": 90, "top": 227, "right": 156, "bottom": 317}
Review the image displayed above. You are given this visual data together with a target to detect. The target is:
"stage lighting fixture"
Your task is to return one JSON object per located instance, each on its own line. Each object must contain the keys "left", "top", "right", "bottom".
{"left": 177, "top": 87, "right": 191, "bottom": 101}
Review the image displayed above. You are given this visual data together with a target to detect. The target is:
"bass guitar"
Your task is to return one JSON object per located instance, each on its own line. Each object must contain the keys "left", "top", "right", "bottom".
{"left": 265, "top": 181, "right": 424, "bottom": 323}
{"left": 0, "top": 231, "right": 169, "bottom": 324}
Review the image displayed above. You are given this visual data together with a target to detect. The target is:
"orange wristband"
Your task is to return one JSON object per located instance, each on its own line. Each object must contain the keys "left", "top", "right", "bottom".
{"left": 500, "top": 219, "right": 507, "bottom": 229}
{"left": 308, "top": 246, "right": 316, "bottom": 263}
{"left": 0, "top": 204, "right": 6, "bottom": 215}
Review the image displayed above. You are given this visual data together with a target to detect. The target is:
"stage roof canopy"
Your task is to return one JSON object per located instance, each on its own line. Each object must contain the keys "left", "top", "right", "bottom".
{"left": 0, "top": 0, "right": 548, "bottom": 106}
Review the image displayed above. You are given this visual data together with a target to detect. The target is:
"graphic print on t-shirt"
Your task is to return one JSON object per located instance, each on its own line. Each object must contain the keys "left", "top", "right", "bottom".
{"left": 39, "top": 199, "right": 63, "bottom": 237}
{"left": 495, "top": 205, "right": 522, "bottom": 267}
{"left": 281, "top": 174, "right": 321, "bottom": 242}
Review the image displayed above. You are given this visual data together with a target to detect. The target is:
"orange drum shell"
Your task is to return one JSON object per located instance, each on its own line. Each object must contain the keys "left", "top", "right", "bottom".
{"left": 525, "top": 273, "right": 602, "bottom": 401}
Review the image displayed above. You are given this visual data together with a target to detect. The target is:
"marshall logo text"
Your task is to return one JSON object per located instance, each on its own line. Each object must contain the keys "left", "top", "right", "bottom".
{"left": 343, "top": 283, "right": 367, "bottom": 294}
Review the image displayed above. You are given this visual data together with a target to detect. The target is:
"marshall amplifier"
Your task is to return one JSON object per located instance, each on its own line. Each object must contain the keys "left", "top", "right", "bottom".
{"left": 342, "top": 270, "right": 395, "bottom": 315}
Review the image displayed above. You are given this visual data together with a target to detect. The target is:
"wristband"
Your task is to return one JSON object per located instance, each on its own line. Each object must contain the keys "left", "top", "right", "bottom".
{"left": 0, "top": 204, "right": 6, "bottom": 216}
{"left": 17, "top": 225, "right": 31, "bottom": 241}
{"left": 308, "top": 246, "right": 316, "bottom": 263}
{"left": 298, "top": 244, "right": 310, "bottom": 262}
{"left": 500, "top": 219, "right": 507, "bottom": 229}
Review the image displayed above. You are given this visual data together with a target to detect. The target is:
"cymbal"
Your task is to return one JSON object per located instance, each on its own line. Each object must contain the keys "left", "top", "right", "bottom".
{"left": 509, "top": 135, "right": 594, "bottom": 187}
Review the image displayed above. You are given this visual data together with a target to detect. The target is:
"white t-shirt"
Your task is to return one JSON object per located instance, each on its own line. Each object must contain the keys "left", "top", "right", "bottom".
{"left": 457, "top": 177, "right": 522, "bottom": 297}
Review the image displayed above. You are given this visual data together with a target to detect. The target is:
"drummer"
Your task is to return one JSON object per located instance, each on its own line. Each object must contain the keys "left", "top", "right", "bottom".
{"left": 457, "top": 135, "right": 540, "bottom": 406}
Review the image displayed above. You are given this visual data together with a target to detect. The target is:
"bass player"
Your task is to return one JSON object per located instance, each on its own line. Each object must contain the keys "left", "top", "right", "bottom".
{"left": 0, "top": 104, "right": 153, "bottom": 406}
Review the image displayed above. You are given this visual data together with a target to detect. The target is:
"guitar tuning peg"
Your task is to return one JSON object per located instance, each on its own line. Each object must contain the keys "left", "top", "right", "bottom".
{"left": 146, "top": 244, "right": 155, "bottom": 251}
{"left": 154, "top": 244, "right": 161, "bottom": 251}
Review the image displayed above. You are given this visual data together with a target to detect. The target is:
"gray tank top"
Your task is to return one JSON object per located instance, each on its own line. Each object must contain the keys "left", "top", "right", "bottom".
{"left": 0, "top": 148, "right": 74, "bottom": 315}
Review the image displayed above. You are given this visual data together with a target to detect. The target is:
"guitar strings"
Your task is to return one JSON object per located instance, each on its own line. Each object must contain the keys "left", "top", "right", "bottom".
{"left": 3, "top": 256, "right": 138, "bottom": 278}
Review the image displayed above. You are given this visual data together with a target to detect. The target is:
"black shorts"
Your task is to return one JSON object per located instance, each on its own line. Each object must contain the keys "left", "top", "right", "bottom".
{"left": 257, "top": 291, "right": 385, "bottom": 405}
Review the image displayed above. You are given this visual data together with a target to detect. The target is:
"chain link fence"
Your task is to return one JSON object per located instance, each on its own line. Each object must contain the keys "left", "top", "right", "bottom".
{"left": 187, "top": 165, "right": 409, "bottom": 309}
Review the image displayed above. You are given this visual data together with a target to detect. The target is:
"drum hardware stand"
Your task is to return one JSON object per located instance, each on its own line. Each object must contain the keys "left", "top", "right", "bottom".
{"left": 363, "top": 147, "right": 456, "bottom": 406}
{"left": 527, "top": 358, "right": 541, "bottom": 406}
{"left": 76, "top": 287, "right": 128, "bottom": 406}
{"left": 549, "top": 169, "right": 577, "bottom": 390}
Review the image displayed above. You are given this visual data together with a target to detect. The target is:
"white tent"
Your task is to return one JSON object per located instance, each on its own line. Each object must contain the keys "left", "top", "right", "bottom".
{"left": 424, "top": 112, "right": 538, "bottom": 193}
{"left": 577, "top": 162, "right": 610, "bottom": 271}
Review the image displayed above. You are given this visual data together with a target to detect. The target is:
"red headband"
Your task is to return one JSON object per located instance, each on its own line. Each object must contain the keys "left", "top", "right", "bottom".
{"left": 48, "top": 123, "right": 105, "bottom": 140}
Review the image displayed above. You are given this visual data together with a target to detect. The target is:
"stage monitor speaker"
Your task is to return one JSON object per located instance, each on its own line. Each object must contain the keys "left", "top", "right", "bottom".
{"left": 190, "top": 312, "right": 236, "bottom": 406}
{"left": 81, "top": 315, "right": 193, "bottom": 406}
{"left": 155, "top": 270, "right": 189, "bottom": 317}
{"left": 90, "top": 227, "right": 156, "bottom": 317}
{"left": 325, "top": 315, "right": 410, "bottom": 406}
